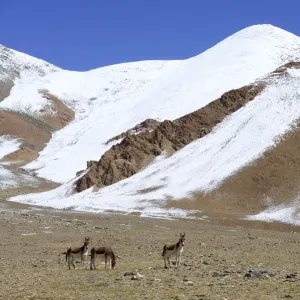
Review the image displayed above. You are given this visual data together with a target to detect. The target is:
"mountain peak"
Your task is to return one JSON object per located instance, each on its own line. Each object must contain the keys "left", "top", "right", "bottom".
{"left": 0, "top": 44, "right": 60, "bottom": 101}
{"left": 0, "top": 43, "right": 59, "bottom": 80}
{"left": 231, "top": 24, "right": 299, "bottom": 40}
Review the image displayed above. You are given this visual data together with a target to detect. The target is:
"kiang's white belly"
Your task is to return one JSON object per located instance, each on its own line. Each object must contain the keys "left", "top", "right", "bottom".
{"left": 72, "top": 251, "right": 88, "bottom": 259}
{"left": 166, "top": 247, "right": 183, "bottom": 257}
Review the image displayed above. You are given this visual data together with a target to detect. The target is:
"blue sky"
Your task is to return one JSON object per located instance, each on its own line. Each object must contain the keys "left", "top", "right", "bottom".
{"left": 1, "top": 0, "right": 299, "bottom": 71}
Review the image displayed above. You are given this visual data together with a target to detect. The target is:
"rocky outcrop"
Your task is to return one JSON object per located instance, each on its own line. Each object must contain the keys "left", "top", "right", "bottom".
{"left": 105, "top": 119, "right": 160, "bottom": 145}
{"left": 75, "top": 83, "right": 264, "bottom": 192}
{"left": 0, "top": 78, "right": 14, "bottom": 102}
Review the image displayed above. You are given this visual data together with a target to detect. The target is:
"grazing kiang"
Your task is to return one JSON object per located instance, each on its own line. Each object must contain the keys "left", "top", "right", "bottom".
{"left": 90, "top": 246, "right": 118, "bottom": 270}
{"left": 162, "top": 233, "right": 186, "bottom": 269}
{"left": 65, "top": 237, "right": 90, "bottom": 269}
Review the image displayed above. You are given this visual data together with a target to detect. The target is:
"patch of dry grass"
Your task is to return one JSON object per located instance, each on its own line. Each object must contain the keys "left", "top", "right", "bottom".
{"left": 1, "top": 200, "right": 300, "bottom": 299}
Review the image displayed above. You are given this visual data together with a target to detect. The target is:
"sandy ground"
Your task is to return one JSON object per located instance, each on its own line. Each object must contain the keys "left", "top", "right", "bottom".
{"left": 1, "top": 194, "right": 300, "bottom": 300}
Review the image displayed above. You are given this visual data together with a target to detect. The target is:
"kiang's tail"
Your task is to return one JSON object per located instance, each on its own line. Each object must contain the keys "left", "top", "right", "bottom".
{"left": 162, "top": 245, "right": 166, "bottom": 257}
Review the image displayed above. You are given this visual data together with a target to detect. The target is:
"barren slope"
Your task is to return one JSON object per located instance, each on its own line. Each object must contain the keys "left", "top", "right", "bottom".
{"left": 166, "top": 124, "right": 300, "bottom": 215}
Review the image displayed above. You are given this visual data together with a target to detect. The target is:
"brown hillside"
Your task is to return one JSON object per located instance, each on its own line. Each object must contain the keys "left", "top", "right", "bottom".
{"left": 0, "top": 111, "right": 51, "bottom": 148}
{"left": 38, "top": 91, "right": 74, "bottom": 130}
{"left": 0, "top": 110, "right": 52, "bottom": 163}
{"left": 166, "top": 123, "right": 300, "bottom": 217}
{"left": 0, "top": 92, "right": 74, "bottom": 164}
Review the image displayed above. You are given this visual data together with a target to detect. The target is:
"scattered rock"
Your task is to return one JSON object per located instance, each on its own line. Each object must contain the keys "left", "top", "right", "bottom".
{"left": 244, "top": 269, "right": 262, "bottom": 279}
{"left": 172, "top": 295, "right": 186, "bottom": 300}
{"left": 124, "top": 271, "right": 137, "bottom": 276}
{"left": 130, "top": 273, "right": 145, "bottom": 280}
{"left": 212, "top": 271, "right": 226, "bottom": 277}
{"left": 286, "top": 273, "right": 297, "bottom": 279}
{"left": 94, "top": 226, "right": 109, "bottom": 230}
{"left": 184, "top": 280, "right": 194, "bottom": 286}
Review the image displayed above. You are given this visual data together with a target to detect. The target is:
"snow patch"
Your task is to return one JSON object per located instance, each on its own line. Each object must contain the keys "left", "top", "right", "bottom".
{"left": 246, "top": 204, "right": 300, "bottom": 226}
{"left": 0, "top": 136, "right": 21, "bottom": 160}
{"left": 0, "top": 166, "right": 39, "bottom": 190}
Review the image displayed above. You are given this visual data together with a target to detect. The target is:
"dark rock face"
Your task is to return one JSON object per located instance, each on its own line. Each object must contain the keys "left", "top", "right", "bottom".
{"left": 105, "top": 118, "right": 161, "bottom": 145}
{"left": 244, "top": 269, "right": 262, "bottom": 279}
{"left": 0, "top": 78, "right": 14, "bottom": 102}
{"left": 75, "top": 83, "right": 264, "bottom": 192}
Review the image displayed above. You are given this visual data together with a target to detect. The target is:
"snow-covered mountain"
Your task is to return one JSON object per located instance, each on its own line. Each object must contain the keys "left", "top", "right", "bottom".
{"left": 0, "top": 44, "right": 59, "bottom": 79}
{"left": 11, "top": 63, "right": 300, "bottom": 218}
{"left": 2, "top": 24, "right": 300, "bottom": 224}
{"left": 0, "top": 44, "right": 59, "bottom": 101}
{"left": 2, "top": 24, "right": 300, "bottom": 183}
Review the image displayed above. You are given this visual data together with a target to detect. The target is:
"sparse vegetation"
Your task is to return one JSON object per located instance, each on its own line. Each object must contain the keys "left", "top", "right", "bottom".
{"left": 1, "top": 199, "right": 300, "bottom": 299}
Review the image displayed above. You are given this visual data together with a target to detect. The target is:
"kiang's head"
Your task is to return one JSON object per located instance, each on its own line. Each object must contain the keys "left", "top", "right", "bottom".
{"left": 112, "top": 255, "right": 121, "bottom": 269}
{"left": 84, "top": 237, "right": 91, "bottom": 248}
{"left": 180, "top": 233, "right": 186, "bottom": 246}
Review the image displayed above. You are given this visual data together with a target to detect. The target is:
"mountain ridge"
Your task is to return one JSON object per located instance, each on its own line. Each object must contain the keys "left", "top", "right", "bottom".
{"left": 2, "top": 24, "right": 300, "bottom": 224}
{"left": 2, "top": 23, "right": 299, "bottom": 184}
